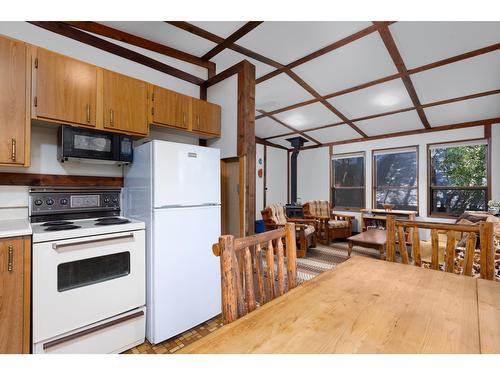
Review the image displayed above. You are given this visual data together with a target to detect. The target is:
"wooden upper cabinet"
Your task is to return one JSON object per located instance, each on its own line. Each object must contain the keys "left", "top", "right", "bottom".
{"left": 103, "top": 70, "right": 148, "bottom": 136}
{"left": 34, "top": 48, "right": 97, "bottom": 127}
{"left": 0, "top": 237, "right": 30, "bottom": 354}
{"left": 0, "top": 36, "right": 29, "bottom": 166}
{"left": 152, "top": 86, "right": 191, "bottom": 130}
{"left": 191, "top": 98, "right": 221, "bottom": 136}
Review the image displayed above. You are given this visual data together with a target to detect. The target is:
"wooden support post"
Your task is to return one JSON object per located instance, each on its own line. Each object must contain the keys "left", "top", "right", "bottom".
{"left": 219, "top": 235, "right": 238, "bottom": 324}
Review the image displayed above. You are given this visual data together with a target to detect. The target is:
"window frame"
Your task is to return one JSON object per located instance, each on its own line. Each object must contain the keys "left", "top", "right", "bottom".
{"left": 371, "top": 145, "right": 419, "bottom": 213}
{"left": 330, "top": 151, "right": 366, "bottom": 211}
{"left": 427, "top": 138, "right": 490, "bottom": 218}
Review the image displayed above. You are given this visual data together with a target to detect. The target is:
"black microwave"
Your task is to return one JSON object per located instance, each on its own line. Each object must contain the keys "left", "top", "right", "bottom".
{"left": 58, "top": 125, "right": 133, "bottom": 165}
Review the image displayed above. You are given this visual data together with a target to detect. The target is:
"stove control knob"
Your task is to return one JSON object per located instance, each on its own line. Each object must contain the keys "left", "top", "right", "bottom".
{"left": 34, "top": 199, "right": 43, "bottom": 206}
{"left": 46, "top": 198, "right": 54, "bottom": 206}
{"left": 60, "top": 198, "right": 68, "bottom": 205}
{"left": 112, "top": 197, "right": 118, "bottom": 203}
{"left": 103, "top": 197, "right": 110, "bottom": 204}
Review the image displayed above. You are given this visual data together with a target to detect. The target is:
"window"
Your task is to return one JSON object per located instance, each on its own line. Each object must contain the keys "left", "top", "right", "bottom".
{"left": 331, "top": 152, "right": 365, "bottom": 210}
{"left": 373, "top": 147, "right": 418, "bottom": 211}
{"left": 429, "top": 140, "right": 488, "bottom": 216}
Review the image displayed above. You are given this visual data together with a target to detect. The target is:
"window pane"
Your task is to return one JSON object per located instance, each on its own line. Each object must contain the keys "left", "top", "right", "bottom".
{"left": 431, "top": 189, "right": 487, "bottom": 215}
{"left": 375, "top": 151, "right": 417, "bottom": 187}
{"left": 333, "top": 156, "right": 364, "bottom": 187}
{"left": 431, "top": 145, "right": 487, "bottom": 187}
{"left": 375, "top": 188, "right": 417, "bottom": 211}
{"left": 334, "top": 188, "right": 364, "bottom": 208}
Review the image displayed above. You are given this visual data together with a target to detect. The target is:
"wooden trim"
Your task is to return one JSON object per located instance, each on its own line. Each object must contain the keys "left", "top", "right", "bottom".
{"left": 22, "top": 236, "right": 31, "bottom": 354}
{"left": 62, "top": 21, "right": 213, "bottom": 70}
{"left": 239, "top": 156, "right": 246, "bottom": 237}
{"left": 485, "top": 124, "right": 492, "bottom": 204}
{"left": 263, "top": 145, "right": 267, "bottom": 209}
{"left": 28, "top": 22, "right": 204, "bottom": 86}
{"left": 43, "top": 310, "right": 144, "bottom": 350}
{"left": 0, "top": 172, "right": 123, "bottom": 187}
{"left": 256, "top": 22, "right": 394, "bottom": 84}
{"left": 299, "top": 118, "right": 500, "bottom": 150}
{"left": 377, "top": 25, "right": 430, "bottom": 129}
{"left": 372, "top": 145, "right": 419, "bottom": 212}
{"left": 427, "top": 137, "right": 490, "bottom": 218}
{"left": 203, "top": 60, "right": 245, "bottom": 88}
{"left": 202, "top": 22, "right": 263, "bottom": 61}
{"left": 287, "top": 150, "right": 291, "bottom": 203}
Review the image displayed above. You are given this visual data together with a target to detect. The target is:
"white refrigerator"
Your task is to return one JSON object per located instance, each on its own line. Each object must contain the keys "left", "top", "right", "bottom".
{"left": 124, "top": 140, "right": 221, "bottom": 344}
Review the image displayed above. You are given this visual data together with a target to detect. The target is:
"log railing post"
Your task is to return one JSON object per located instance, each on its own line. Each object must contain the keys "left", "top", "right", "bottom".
{"left": 386, "top": 215, "right": 396, "bottom": 262}
{"left": 219, "top": 235, "right": 238, "bottom": 324}
{"left": 479, "top": 221, "right": 495, "bottom": 280}
{"left": 285, "top": 223, "right": 297, "bottom": 289}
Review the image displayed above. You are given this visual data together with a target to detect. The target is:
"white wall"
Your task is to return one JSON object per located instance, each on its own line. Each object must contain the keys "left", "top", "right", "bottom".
{"left": 255, "top": 144, "right": 265, "bottom": 219}
{"left": 266, "top": 146, "right": 288, "bottom": 206}
{"left": 296, "top": 125, "right": 500, "bottom": 231}
{"left": 207, "top": 75, "right": 238, "bottom": 159}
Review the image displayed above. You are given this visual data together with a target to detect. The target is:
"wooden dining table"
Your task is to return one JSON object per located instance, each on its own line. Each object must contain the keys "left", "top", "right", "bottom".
{"left": 179, "top": 256, "right": 500, "bottom": 354}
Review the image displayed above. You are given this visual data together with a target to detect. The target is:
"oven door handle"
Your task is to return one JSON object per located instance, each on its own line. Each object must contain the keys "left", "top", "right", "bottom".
{"left": 52, "top": 233, "right": 135, "bottom": 251}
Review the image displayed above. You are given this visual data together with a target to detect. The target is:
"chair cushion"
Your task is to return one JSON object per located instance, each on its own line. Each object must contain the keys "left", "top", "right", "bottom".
{"left": 328, "top": 220, "right": 349, "bottom": 228}
{"left": 270, "top": 203, "right": 287, "bottom": 225}
{"left": 304, "top": 225, "right": 315, "bottom": 236}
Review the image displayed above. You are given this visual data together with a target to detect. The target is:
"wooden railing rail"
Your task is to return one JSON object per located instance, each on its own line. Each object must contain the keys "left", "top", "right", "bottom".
{"left": 386, "top": 215, "right": 495, "bottom": 280}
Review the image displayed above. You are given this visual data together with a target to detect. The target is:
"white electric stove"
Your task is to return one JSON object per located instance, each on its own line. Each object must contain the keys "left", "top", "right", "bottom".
{"left": 30, "top": 187, "right": 146, "bottom": 354}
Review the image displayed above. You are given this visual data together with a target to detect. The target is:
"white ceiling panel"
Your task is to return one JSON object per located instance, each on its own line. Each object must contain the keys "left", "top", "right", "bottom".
{"left": 424, "top": 94, "right": 500, "bottom": 127}
{"left": 391, "top": 21, "right": 500, "bottom": 69}
{"left": 355, "top": 110, "right": 424, "bottom": 136}
{"left": 256, "top": 74, "right": 314, "bottom": 111}
{"left": 411, "top": 50, "right": 500, "bottom": 103}
{"left": 274, "top": 102, "right": 342, "bottom": 130}
{"left": 292, "top": 33, "right": 398, "bottom": 96}
{"left": 190, "top": 21, "right": 247, "bottom": 38}
{"left": 100, "top": 21, "right": 217, "bottom": 56}
{"left": 211, "top": 49, "right": 276, "bottom": 78}
{"left": 304, "top": 124, "right": 362, "bottom": 143}
{"left": 328, "top": 79, "right": 413, "bottom": 119}
{"left": 237, "top": 21, "right": 372, "bottom": 65}
{"left": 255, "top": 117, "right": 291, "bottom": 138}
{"left": 266, "top": 136, "right": 293, "bottom": 149}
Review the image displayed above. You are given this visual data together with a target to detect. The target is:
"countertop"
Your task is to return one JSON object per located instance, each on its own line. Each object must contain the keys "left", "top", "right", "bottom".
{"left": 0, "top": 218, "right": 32, "bottom": 239}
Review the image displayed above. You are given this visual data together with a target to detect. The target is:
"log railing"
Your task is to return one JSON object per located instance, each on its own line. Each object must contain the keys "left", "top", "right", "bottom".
{"left": 386, "top": 215, "right": 495, "bottom": 280}
{"left": 212, "top": 223, "right": 297, "bottom": 324}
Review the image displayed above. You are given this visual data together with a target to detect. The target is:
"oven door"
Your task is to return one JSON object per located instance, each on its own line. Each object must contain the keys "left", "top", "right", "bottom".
{"left": 32, "top": 230, "right": 145, "bottom": 344}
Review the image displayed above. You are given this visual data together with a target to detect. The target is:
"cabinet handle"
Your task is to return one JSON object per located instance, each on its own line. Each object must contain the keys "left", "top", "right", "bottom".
{"left": 110, "top": 109, "right": 114, "bottom": 126}
{"left": 11, "top": 138, "right": 16, "bottom": 161}
{"left": 86, "top": 104, "right": 91, "bottom": 123}
{"left": 183, "top": 112, "right": 186, "bottom": 126}
{"left": 7, "top": 244, "right": 14, "bottom": 272}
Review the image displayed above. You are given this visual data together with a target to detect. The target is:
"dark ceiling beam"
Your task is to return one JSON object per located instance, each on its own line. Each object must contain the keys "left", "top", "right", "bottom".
{"left": 299, "top": 117, "right": 500, "bottom": 150}
{"left": 285, "top": 70, "right": 368, "bottom": 137}
{"left": 62, "top": 21, "right": 214, "bottom": 70}
{"left": 29, "top": 21, "right": 205, "bottom": 86}
{"left": 257, "top": 110, "right": 322, "bottom": 145}
{"left": 201, "top": 21, "right": 263, "bottom": 61}
{"left": 166, "top": 21, "right": 285, "bottom": 69}
{"left": 255, "top": 136, "right": 290, "bottom": 150}
{"left": 263, "top": 88, "right": 500, "bottom": 140}
{"left": 256, "top": 21, "right": 396, "bottom": 84}
{"left": 376, "top": 23, "right": 430, "bottom": 129}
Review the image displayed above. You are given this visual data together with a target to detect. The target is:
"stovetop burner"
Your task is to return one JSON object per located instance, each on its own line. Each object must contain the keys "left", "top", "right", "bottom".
{"left": 44, "top": 225, "right": 82, "bottom": 231}
{"left": 41, "top": 220, "right": 74, "bottom": 226}
{"left": 95, "top": 217, "right": 131, "bottom": 226}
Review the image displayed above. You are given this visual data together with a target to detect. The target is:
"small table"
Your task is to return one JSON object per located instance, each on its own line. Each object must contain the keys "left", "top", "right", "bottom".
{"left": 347, "top": 229, "right": 387, "bottom": 259}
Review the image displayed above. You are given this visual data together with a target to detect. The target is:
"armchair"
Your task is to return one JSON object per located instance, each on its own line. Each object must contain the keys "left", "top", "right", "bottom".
{"left": 261, "top": 203, "right": 317, "bottom": 258}
{"left": 303, "top": 200, "right": 353, "bottom": 244}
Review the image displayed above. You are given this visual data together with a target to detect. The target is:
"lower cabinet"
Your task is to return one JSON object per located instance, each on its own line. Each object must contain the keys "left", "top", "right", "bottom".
{"left": 0, "top": 236, "right": 30, "bottom": 354}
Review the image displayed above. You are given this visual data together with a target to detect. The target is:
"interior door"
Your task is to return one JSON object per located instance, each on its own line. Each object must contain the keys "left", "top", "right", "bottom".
{"left": 0, "top": 36, "right": 26, "bottom": 165}
{"left": 35, "top": 48, "right": 97, "bottom": 127}
{"left": 103, "top": 70, "right": 148, "bottom": 135}
{"left": 151, "top": 206, "right": 221, "bottom": 343}
{"left": 221, "top": 157, "right": 242, "bottom": 237}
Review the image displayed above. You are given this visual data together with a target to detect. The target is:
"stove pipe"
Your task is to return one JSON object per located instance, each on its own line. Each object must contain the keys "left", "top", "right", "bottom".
{"left": 286, "top": 136, "right": 308, "bottom": 205}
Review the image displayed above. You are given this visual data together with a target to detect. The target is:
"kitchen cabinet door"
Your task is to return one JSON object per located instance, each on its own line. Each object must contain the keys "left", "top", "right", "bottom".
{"left": 34, "top": 48, "right": 97, "bottom": 127}
{"left": 152, "top": 86, "right": 191, "bottom": 130}
{"left": 191, "top": 99, "right": 221, "bottom": 136}
{"left": 0, "top": 237, "right": 30, "bottom": 354}
{"left": 0, "top": 36, "right": 29, "bottom": 166}
{"left": 103, "top": 70, "right": 149, "bottom": 136}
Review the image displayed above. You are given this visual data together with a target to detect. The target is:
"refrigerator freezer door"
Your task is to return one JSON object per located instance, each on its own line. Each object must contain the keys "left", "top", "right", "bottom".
{"left": 149, "top": 205, "right": 221, "bottom": 344}
{"left": 153, "top": 141, "right": 220, "bottom": 207}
